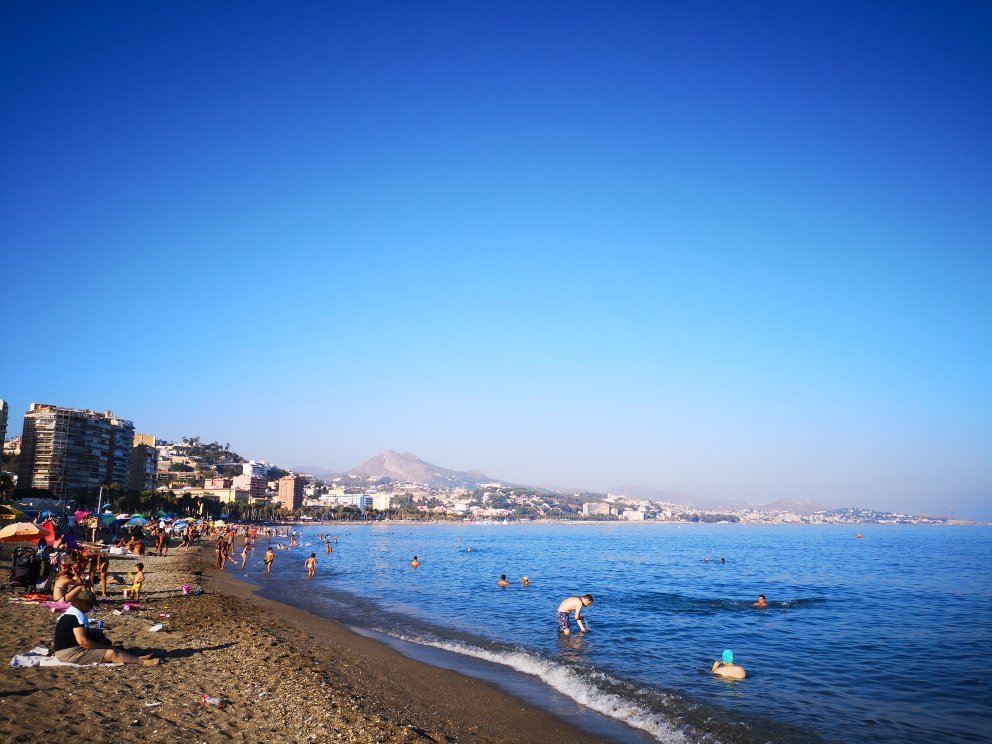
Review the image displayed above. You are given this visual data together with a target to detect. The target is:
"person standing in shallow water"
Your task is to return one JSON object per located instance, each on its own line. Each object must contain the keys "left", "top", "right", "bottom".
{"left": 264, "top": 547, "right": 275, "bottom": 573}
{"left": 305, "top": 553, "right": 317, "bottom": 577}
{"left": 410, "top": 555, "right": 420, "bottom": 568}
{"left": 557, "top": 594, "right": 593, "bottom": 635}
{"left": 498, "top": 574, "right": 509, "bottom": 587}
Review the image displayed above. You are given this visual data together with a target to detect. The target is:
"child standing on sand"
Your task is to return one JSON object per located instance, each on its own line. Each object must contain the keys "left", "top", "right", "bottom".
{"left": 127, "top": 563, "right": 145, "bottom": 600}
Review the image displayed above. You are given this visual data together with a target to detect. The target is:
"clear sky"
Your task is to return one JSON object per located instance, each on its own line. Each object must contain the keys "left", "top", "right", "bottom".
{"left": 2, "top": 2, "right": 990, "bottom": 518}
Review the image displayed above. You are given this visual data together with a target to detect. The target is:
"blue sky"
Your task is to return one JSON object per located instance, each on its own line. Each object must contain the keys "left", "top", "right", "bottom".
{"left": 2, "top": 2, "right": 990, "bottom": 518}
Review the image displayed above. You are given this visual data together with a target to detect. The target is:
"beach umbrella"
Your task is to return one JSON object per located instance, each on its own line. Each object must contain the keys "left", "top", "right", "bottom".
{"left": 116, "top": 513, "right": 131, "bottom": 520}
{"left": 213, "top": 519, "right": 226, "bottom": 526}
{"left": 127, "top": 517, "right": 149, "bottom": 526}
{"left": 99, "top": 514, "right": 116, "bottom": 524}
{"left": 131, "top": 513, "right": 146, "bottom": 519}
{"left": 74, "top": 510, "right": 91, "bottom": 522}
{"left": 0, "top": 504, "right": 25, "bottom": 522}
{"left": 0, "top": 522, "right": 52, "bottom": 543}
{"left": 172, "top": 519, "right": 189, "bottom": 530}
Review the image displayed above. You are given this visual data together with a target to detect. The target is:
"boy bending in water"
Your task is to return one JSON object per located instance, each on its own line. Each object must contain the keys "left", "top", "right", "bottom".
{"left": 557, "top": 594, "right": 593, "bottom": 635}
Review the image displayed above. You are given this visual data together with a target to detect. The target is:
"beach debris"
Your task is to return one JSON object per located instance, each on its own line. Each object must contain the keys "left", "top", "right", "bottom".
{"left": 202, "top": 695, "right": 224, "bottom": 708}
{"left": 159, "top": 613, "right": 171, "bottom": 618}
{"left": 148, "top": 623, "right": 164, "bottom": 632}
{"left": 144, "top": 700, "right": 163, "bottom": 708}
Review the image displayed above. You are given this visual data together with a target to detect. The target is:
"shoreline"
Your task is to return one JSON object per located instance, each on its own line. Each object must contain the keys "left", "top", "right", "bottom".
{"left": 0, "top": 546, "right": 600, "bottom": 743}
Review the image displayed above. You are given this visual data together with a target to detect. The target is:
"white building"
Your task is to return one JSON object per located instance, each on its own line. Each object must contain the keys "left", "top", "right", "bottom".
{"left": 242, "top": 460, "right": 271, "bottom": 477}
{"left": 372, "top": 493, "right": 392, "bottom": 511}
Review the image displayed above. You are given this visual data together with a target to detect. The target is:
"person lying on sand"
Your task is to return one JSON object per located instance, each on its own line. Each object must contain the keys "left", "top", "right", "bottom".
{"left": 711, "top": 650, "right": 746, "bottom": 679}
{"left": 53, "top": 591, "right": 158, "bottom": 666}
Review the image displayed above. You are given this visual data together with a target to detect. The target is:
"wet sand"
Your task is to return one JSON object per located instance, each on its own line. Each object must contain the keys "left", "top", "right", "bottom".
{"left": 0, "top": 547, "right": 598, "bottom": 743}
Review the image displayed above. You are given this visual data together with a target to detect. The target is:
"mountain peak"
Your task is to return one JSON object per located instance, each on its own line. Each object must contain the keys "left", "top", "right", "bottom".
{"left": 348, "top": 450, "right": 494, "bottom": 488}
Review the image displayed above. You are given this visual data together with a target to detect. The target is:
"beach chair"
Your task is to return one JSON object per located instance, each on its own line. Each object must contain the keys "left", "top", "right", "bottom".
{"left": 3, "top": 547, "right": 41, "bottom": 593}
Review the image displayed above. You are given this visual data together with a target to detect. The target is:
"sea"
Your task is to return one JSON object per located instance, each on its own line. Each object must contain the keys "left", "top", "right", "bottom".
{"left": 249, "top": 523, "right": 992, "bottom": 743}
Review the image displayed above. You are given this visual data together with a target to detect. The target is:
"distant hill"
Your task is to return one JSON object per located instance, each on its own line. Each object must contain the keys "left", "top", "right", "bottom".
{"left": 348, "top": 450, "right": 494, "bottom": 489}
{"left": 609, "top": 485, "right": 832, "bottom": 513}
{"left": 290, "top": 465, "right": 341, "bottom": 479}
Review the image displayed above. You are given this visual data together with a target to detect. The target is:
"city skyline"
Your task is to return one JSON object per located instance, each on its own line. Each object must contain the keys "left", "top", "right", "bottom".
{"left": 2, "top": 3, "right": 990, "bottom": 520}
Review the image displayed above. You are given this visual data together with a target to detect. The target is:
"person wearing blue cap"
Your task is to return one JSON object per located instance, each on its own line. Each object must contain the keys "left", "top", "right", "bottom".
{"left": 711, "top": 649, "right": 746, "bottom": 679}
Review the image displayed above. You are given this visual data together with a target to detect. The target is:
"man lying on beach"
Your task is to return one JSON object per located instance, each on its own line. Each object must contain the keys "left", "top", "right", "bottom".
{"left": 711, "top": 650, "right": 746, "bottom": 679}
{"left": 53, "top": 590, "right": 158, "bottom": 666}
{"left": 557, "top": 594, "right": 593, "bottom": 635}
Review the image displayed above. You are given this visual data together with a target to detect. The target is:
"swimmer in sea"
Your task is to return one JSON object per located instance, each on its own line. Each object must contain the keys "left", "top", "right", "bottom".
{"left": 522, "top": 576, "right": 530, "bottom": 586}
{"left": 712, "top": 649, "right": 746, "bottom": 679}
{"left": 498, "top": 574, "right": 509, "bottom": 587}
{"left": 410, "top": 555, "right": 420, "bottom": 568}
{"left": 305, "top": 553, "right": 317, "bottom": 577}
{"left": 754, "top": 595, "right": 767, "bottom": 608}
{"left": 557, "top": 594, "right": 593, "bottom": 636}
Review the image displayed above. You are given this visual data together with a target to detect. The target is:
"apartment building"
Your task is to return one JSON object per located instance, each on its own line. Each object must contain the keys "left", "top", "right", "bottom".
{"left": 278, "top": 475, "right": 304, "bottom": 510}
{"left": 129, "top": 433, "right": 159, "bottom": 491}
{"left": 18, "top": 403, "right": 134, "bottom": 498}
{"left": 0, "top": 400, "right": 8, "bottom": 447}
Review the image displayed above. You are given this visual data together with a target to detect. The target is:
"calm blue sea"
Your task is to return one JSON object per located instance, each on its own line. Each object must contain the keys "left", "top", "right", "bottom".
{"left": 248, "top": 524, "right": 991, "bottom": 743}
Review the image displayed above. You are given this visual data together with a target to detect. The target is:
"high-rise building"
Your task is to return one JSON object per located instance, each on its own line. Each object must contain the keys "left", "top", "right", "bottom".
{"left": 0, "top": 400, "right": 8, "bottom": 447}
{"left": 277, "top": 475, "right": 304, "bottom": 511}
{"left": 243, "top": 460, "right": 270, "bottom": 478}
{"left": 129, "top": 433, "right": 159, "bottom": 492}
{"left": 18, "top": 403, "right": 134, "bottom": 498}
{"left": 232, "top": 473, "right": 267, "bottom": 501}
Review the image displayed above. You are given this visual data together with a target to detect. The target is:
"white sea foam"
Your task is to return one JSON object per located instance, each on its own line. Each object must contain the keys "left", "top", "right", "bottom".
{"left": 392, "top": 634, "right": 697, "bottom": 743}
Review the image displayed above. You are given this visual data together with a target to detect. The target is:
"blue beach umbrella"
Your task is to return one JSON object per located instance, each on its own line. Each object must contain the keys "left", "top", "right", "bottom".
{"left": 127, "top": 517, "right": 149, "bottom": 526}
{"left": 172, "top": 520, "right": 189, "bottom": 530}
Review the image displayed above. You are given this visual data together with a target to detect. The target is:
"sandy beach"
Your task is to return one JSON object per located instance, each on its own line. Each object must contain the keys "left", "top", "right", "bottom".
{"left": 0, "top": 547, "right": 598, "bottom": 743}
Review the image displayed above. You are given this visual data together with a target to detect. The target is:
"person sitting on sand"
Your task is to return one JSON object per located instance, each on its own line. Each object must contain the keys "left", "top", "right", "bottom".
{"left": 305, "top": 553, "right": 317, "bottom": 577}
{"left": 126, "top": 563, "right": 144, "bottom": 600}
{"left": 52, "top": 565, "right": 86, "bottom": 603}
{"left": 410, "top": 555, "right": 420, "bottom": 568}
{"left": 711, "top": 650, "right": 746, "bottom": 679}
{"left": 754, "top": 595, "right": 768, "bottom": 608}
{"left": 53, "top": 590, "right": 158, "bottom": 666}
{"left": 498, "top": 574, "right": 509, "bottom": 587}
{"left": 264, "top": 547, "right": 275, "bottom": 573}
{"left": 557, "top": 594, "right": 593, "bottom": 635}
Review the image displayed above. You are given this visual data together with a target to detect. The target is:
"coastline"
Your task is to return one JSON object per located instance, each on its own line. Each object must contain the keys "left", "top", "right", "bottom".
{"left": 0, "top": 547, "right": 599, "bottom": 743}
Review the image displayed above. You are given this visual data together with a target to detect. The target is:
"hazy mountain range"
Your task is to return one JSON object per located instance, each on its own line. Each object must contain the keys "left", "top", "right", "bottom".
{"left": 292, "top": 451, "right": 830, "bottom": 512}
{"left": 292, "top": 450, "right": 494, "bottom": 490}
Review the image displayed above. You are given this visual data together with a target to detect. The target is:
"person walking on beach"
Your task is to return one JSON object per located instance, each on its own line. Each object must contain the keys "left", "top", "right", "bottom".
{"left": 305, "top": 553, "right": 317, "bottom": 577}
{"left": 557, "top": 594, "right": 593, "bottom": 635}
{"left": 264, "top": 547, "right": 275, "bottom": 573}
{"left": 712, "top": 650, "right": 746, "bottom": 679}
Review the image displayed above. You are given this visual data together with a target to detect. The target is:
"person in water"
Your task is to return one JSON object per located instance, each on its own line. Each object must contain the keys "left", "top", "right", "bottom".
{"left": 711, "top": 649, "right": 746, "bottom": 679}
{"left": 753, "top": 595, "right": 768, "bottom": 608}
{"left": 498, "top": 574, "right": 509, "bottom": 587}
{"left": 305, "top": 553, "right": 317, "bottom": 577}
{"left": 410, "top": 555, "right": 420, "bottom": 568}
{"left": 521, "top": 576, "right": 530, "bottom": 586}
{"left": 264, "top": 547, "right": 275, "bottom": 573}
{"left": 557, "top": 594, "right": 593, "bottom": 635}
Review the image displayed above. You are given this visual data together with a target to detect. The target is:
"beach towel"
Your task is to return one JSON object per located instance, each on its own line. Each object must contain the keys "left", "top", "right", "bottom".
{"left": 9, "top": 647, "right": 115, "bottom": 668}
